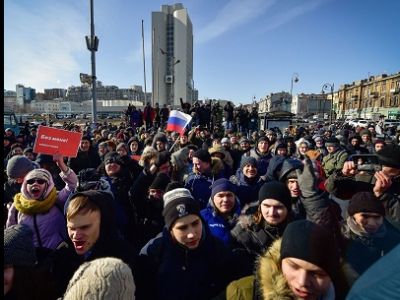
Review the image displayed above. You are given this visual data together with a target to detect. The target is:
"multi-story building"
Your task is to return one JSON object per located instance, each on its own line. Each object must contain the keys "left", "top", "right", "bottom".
{"left": 262, "top": 92, "right": 292, "bottom": 113}
{"left": 291, "top": 93, "right": 332, "bottom": 118}
{"left": 4, "top": 90, "right": 17, "bottom": 111}
{"left": 65, "top": 83, "right": 150, "bottom": 103}
{"left": 152, "top": 3, "right": 194, "bottom": 107}
{"left": 16, "top": 84, "right": 35, "bottom": 107}
{"left": 30, "top": 100, "right": 60, "bottom": 113}
{"left": 44, "top": 88, "right": 67, "bottom": 100}
{"left": 337, "top": 72, "right": 400, "bottom": 120}
{"left": 65, "top": 84, "right": 91, "bottom": 102}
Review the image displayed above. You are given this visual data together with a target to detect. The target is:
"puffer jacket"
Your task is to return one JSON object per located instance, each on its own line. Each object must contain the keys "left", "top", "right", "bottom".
{"left": 226, "top": 239, "right": 337, "bottom": 300}
{"left": 200, "top": 196, "right": 241, "bottom": 246}
{"left": 184, "top": 157, "right": 225, "bottom": 209}
{"left": 6, "top": 169, "right": 78, "bottom": 249}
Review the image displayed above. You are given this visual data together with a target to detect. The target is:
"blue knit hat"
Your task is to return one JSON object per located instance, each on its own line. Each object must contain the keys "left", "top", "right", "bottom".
{"left": 211, "top": 178, "right": 237, "bottom": 200}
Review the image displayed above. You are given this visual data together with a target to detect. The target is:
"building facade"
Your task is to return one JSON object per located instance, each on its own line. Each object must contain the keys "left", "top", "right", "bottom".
{"left": 16, "top": 84, "right": 35, "bottom": 107}
{"left": 260, "top": 92, "right": 292, "bottom": 113}
{"left": 337, "top": 72, "right": 400, "bottom": 120}
{"left": 152, "top": 3, "right": 194, "bottom": 107}
{"left": 291, "top": 93, "right": 332, "bottom": 118}
{"left": 4, "top": 90, "right": 17, "bottom": 112}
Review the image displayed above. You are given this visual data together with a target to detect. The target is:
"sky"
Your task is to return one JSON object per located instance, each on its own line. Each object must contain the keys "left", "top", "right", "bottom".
{"left": 4, "top": 0, "right": 400, "bottom": 105}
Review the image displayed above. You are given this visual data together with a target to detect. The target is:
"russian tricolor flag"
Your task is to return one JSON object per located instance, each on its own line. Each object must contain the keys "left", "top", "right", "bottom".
{"left": 166, "top": 110, "right": 192, "bottom": 134}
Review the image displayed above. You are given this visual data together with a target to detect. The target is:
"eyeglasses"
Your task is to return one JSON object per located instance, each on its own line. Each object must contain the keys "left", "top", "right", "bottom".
{"left": 26, "top": 179, "right": 46, "bottom": 185}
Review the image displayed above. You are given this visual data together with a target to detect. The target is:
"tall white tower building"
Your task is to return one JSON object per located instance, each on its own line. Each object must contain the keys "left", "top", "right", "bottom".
{"left": 152, "top": 3, "right": 193, "bottom": 107}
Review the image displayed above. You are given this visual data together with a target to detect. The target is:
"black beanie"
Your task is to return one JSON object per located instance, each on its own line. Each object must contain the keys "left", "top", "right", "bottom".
{"left": 280, "top": 220, "right": 339, "bottom": 281}
{"left": 104, "top": 152, "right": 124, "bottom": 166}
{"left": 377, "top": 144, "right": 400, "bottom": 169}
{"left": 348, "top": 192, "right": 385, "bottom": 216}
{"left": 150, "top": 173, "right": 171, "bottom": 191}
{"left": 193, "top": 149, "right": 211, "bottom": 164}
{"left": 258, "top": 181, "right": 291, "bottom": 212}
{"left": 162, "top": 188, "right": 201, "bottom": 229}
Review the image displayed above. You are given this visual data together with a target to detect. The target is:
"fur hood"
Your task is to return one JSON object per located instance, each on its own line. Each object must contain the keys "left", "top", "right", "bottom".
{"left": 170, "top": 147, "right": 190, "bottom": 169}
{"left": 255, "top": 238, "right": 294, "bottom": 300}
{"left": 255, "top": 239, "right": 336, "bottom": 300}
{"left": 139, "top": 146, "right": 159, "bottom": 168}
{"left": 192, "top": 156, "right": 225, "bottom": 176}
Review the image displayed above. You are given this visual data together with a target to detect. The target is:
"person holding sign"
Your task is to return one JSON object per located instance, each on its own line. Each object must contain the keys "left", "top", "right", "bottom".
{"left": 6, "top": 153, "right": 78, "bottom": 251}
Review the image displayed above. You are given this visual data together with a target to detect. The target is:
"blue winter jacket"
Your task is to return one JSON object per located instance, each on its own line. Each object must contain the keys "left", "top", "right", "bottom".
{"left": 200, "top": 197, "right": 241, "bottom": 246}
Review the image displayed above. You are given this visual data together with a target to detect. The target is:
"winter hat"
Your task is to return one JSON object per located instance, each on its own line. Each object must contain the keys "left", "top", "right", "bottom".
{"left": 22, "top": 168, "right": 55, "bottom": 199}
{"left": 116, "top": 143, "right": 128, "bottom": 152}
{"left": 221, "top": 137, "right": 230, "bottom": 144}
{"left": 377, "top": 144, "right": 400, "bottom": 169}
{"left": 359, "top": 129, "right": 371, "bottom": 138}
{"left": 162, "top": 188, "right": 200, "bottom": 229}
{"left": 258, "top": 181, "right": 292, "bottom": 212}
{"left": 239, "top": 137, "right": 250, "bottom": 144}
{"left": 23, "top": 147, "right": 34, "bottom": 155}
{"left": 211, "top": 178, "right": 237, "bottom": 200}
{"left": 348, "top": 192, "right": 385, "bottom": 216}
{"left": 35, "top": 154, "right": 54, "bottom": 165}
{"left": 4, "top": 224, "right": 37, "bottom": 267}
{"left": 150, "top": 173, "right": 171, "bottom": 191}
{"left": 257, "top": 136, "right": 270, "bottom": 144}
{"left": 240, "top": 156, "right": 258, "bottom": 170}
{"left": 208, "top": 145, "right": 226, "bottom": 159}
{"left": 104, "top": 152, "right": 124, "bottom": 166}
{"left": 278, "top": 158, "right": 303, "bottom": 181}
{"left": 193, "top": 149, "right": 212, "bottom": 164}
{"left": 63, "top": 257, "right": 135, "bottom": 300}
{"left": 325, "top": 137, "right": 340, "bottom": 147}
{"left": 280, "top": 219, "right": 339, "bottom": 281}
{"left": 374, "top": 139, "right": 385, "bottom": 146}
{"left": 6, "top": 155, "right": 36, "bottom": 179}
{"left": 165, "top": 181, "right": 184, "bottom": 193}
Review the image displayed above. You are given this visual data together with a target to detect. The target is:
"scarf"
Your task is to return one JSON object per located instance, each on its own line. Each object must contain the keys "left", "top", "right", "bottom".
{"left": 14, "top": 188, "right": 58, "bottom": 215}
{"left": 347, "top": 216, "right": 387, "bottom": 239}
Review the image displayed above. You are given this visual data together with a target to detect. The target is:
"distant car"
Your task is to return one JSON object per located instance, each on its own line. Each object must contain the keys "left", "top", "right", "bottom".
{"left": 352, "top": 119, "right": 370, "bottom": 128}
{"left": 383, "top": 119, "right": 400, "bottom": 127}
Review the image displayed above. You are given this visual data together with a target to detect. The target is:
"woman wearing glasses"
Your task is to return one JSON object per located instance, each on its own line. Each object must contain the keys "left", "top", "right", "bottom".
{"left": 6, "top": 153, "right": 78, "bottom": 251}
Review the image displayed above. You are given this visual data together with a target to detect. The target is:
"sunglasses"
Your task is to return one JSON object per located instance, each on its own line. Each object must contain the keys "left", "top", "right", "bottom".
{"left": 26, "top": 179, "right": 46, "bottom": 185}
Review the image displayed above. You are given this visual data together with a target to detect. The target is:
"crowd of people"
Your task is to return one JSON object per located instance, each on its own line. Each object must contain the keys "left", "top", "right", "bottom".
{"left": 3, "top": 101, "right": 400, "bottom": 300}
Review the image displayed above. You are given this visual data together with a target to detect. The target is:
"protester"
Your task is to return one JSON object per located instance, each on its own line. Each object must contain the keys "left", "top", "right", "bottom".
{"left": 6, "top": 154, "right": 77, "bottom": 250}
{"left": 230, "top": 181, "right": 293, "bottom": 277}
{"left": 185, "top": 149, "right": 224, "bottom": 209}
{"left": 136, "top": 188, "right": 235, "bottom": 300}
{"left": 226, "top": 220, "right": 342, "bottom": 300}
{"left": 201, "top": 178, "right": 241, "bottom": 246}
{"left": 4, "top": 224, "right": 57, "bottom": 300}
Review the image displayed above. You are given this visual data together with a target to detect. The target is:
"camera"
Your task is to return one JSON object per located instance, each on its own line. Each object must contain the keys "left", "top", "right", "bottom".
{"left": 349, "top": 154, "right": 382, "bottom": 172}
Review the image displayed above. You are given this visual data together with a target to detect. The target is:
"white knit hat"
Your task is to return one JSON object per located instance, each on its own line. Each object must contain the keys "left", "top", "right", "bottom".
{"left": 63, "top": 257, "right": 135, "bottom": 300}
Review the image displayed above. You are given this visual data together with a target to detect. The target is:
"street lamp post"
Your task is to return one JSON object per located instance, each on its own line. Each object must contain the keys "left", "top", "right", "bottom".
{"left": 85, "top": 0, "right": 99, "bottom": 127}
{"left": 290, "top": 73, "right": 299, "bottom": 113}
{"left": 322, "top": 83, "right": 334, "bottom": 123}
